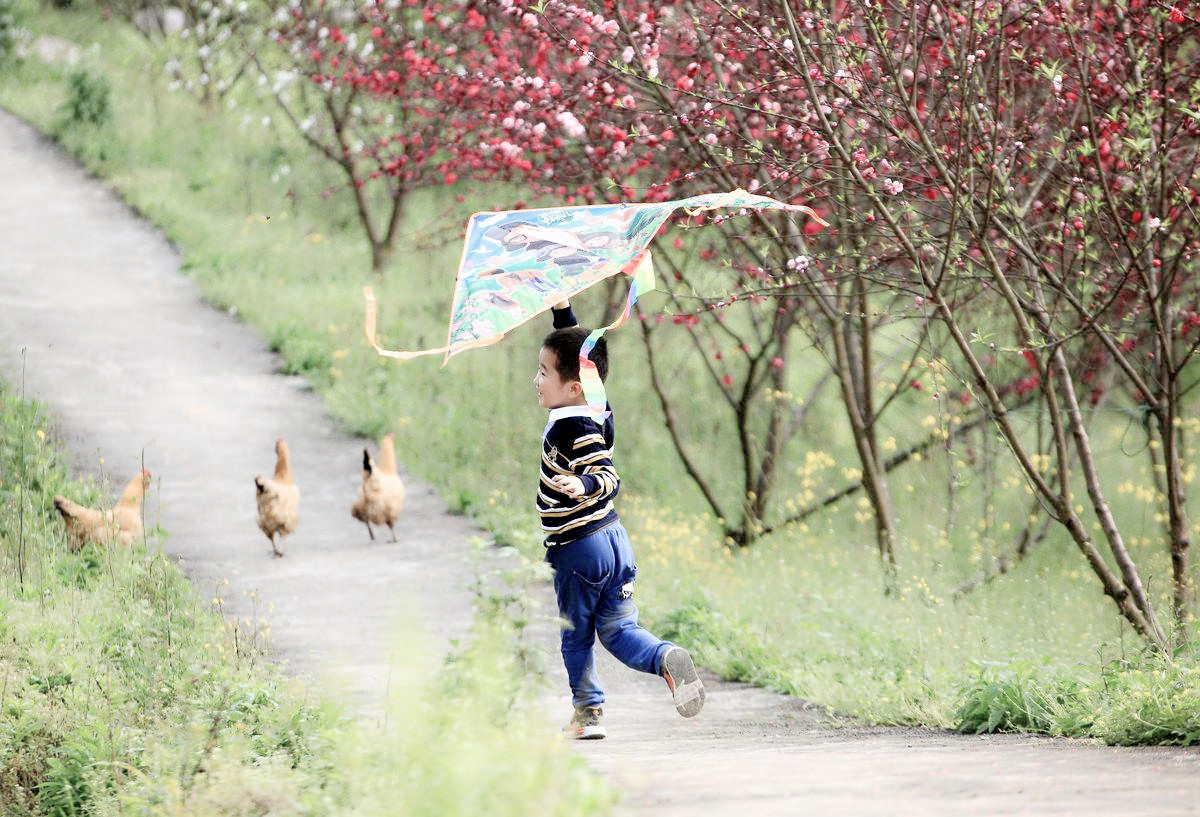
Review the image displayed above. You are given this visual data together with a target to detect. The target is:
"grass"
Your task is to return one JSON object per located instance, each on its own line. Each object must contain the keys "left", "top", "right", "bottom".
{"left": 0, "top": 382, "right": 611, "bottom": 813}
{"left": 2, "top": 1, "right": 1200, "bottom": 747}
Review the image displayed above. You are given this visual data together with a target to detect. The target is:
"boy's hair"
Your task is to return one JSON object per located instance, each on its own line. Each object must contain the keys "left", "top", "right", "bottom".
{"left": 542, "top": 327, "right": 609, "bottom": 383}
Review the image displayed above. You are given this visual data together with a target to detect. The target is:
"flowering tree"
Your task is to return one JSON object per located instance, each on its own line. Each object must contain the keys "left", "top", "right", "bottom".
{"left": 451, "top": 0, "right": 929, "bottom": 560}
{"left": 252, "top": 0, "right": 499, "bottom": 275}
{"left": 461, "top": 0, "right": 1200, "bottom": 640}
{"left": 105, "top": 0, "right": 258, "bottom": 104}
{"left": 686, "top": 0, "right": 1199, "bottom": 644}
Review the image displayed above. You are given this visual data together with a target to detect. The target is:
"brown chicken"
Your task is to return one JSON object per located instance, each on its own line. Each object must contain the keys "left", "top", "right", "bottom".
{"left": 351, "top": 432, "right": 406, "bottom": 542}
{"left": 54, "top": 469, "right": 152, "bottom": 551}
{"left": 255, "top": 437, "right": 299, "bottom": 557}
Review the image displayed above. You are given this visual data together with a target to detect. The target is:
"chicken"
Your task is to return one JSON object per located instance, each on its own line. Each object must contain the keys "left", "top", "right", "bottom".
{"left": 54, "top": 469, "right": 152, "bottom": 551}
{"left": 255, "top": 437, "right": 299, "bottom": 557}
{"left": 351, "top": 432, "right": 406, "bottom": 542}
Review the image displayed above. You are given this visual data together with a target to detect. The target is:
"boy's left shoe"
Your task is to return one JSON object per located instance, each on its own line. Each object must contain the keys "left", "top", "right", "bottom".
{"left": 661, "top": 646, "right": 705, "bottom": 717}
{"left": 563, "top": 706, "right": 606, "bottom": 740}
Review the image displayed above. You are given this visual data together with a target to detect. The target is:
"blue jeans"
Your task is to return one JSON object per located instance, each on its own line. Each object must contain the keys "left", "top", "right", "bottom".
{"left": 546, "top": 522, "right": 672, "bottom": 709}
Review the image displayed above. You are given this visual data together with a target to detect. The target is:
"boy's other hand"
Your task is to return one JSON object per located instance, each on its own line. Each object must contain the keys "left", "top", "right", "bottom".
{"left": 551, "top": 474, "right": 585, "bottom": 498}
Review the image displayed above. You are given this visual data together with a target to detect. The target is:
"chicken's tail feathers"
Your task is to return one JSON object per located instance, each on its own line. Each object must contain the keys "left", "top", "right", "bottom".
{"left": 255, "top": 476, "right": 267, "bottom": 495}
{"left": 362, "top": 449, "right": 373, "bottom": 475}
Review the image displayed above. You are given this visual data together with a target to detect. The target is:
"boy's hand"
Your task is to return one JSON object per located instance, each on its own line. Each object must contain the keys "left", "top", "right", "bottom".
{"left": 553, "top": 299, "right": 570, "bottom": 309}
{"left": 551, "top": 474, "right": 586, "bottom": 498}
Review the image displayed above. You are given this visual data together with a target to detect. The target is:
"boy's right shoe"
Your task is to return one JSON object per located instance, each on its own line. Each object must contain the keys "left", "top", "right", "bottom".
{"left": 661, "top": 646, "right": 705, "bottom": 717}
{"left": 563, "top": 706, "right": 606, "bottom": 740}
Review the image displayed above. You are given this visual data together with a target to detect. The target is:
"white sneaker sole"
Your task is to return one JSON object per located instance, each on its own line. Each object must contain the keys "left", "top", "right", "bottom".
{"left": 662, "top": 647, "right": 705, "bottom": 718}
{"left": 569, "top": 724, "right": 606, "bottom": 740}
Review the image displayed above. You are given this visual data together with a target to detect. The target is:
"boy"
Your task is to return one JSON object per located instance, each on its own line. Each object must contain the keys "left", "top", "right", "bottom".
{"left": 535, "top": 300, "right": 704, "bottom": 740}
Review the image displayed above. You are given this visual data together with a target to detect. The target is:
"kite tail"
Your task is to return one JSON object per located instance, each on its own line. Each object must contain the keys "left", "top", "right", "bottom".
{"left": 363, "top": 287, "right": 499, "bottom": 363}
{"left": 578, "top": 250, "right": 656, "bottom": 419}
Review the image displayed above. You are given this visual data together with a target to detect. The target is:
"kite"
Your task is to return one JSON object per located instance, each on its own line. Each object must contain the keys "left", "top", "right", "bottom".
{"left": 364, "top": 189, "right": 826, "bottom": 417}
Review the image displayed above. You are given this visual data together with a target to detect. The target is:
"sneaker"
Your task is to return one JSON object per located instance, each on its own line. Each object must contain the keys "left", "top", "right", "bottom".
{"left": 563, "top": 706, "right": 606, "bottom": 740}
{"left": 661, "top": 646, "right": 705, "bottom": 718}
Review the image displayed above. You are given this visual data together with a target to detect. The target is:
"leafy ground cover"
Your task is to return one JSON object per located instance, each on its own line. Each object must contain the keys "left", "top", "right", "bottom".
{"left": 1, "top": 2, "right": 1198, "bottom": 745}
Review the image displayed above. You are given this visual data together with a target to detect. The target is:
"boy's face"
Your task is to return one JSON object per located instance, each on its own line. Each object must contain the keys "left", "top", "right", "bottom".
{"left": 535, "top": 346, "right": 583, "bottom": 409}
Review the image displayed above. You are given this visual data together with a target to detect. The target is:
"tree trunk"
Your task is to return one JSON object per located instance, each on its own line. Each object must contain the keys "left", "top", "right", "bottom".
{"left": 828, "top": 310, "right": 898, "bottom": 576}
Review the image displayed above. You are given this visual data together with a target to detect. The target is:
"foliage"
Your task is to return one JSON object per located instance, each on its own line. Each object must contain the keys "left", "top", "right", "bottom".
{"left": 1089, "top": 653, "right": 1200, "bottom": 746}
{"left": 955, "top": 650, "right": 1200, "bottom": 746}
{"left": 55, "top": 66, "right": 111, "bottom": 132}
{"left": 954, "top": 662, "right": 1089, "bottom": 735}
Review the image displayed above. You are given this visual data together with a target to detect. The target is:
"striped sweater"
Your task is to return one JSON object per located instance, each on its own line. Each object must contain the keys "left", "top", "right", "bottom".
{"left": 538, "top": 407, "right": 619, "bottom": 546}
{"left": 537, "top": 307, "right": 620, "bottom": 546}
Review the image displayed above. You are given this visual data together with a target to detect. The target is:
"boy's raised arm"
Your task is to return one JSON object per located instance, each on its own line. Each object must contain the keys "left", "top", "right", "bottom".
{"left": 552, "top": 299, "right": 577, "bottom": 329}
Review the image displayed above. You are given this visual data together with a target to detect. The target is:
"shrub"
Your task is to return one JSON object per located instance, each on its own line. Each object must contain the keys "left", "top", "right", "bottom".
{"left": 57, "top": 68, "right": 111, "bottom": 134}
{"left": 954, "top": 662, "right": 1090, "bottom": 736}
{"left": 1089, "top": 656, "right": 1200, "bottom": 746}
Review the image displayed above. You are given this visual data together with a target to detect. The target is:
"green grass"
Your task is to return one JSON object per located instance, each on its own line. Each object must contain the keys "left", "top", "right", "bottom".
{"left": 0, "top": 383, "right": 611, "bottom": 813}
{"left": 3, "top": 1, "right": 1200, "bottom": 747}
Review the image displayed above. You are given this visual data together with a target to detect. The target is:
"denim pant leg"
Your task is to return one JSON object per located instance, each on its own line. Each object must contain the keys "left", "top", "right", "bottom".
{"left": 594, "top": 524, "right": 672, "bottom": 675}
{"left": 549, "top": 536, "right": 610, "bottom": 709}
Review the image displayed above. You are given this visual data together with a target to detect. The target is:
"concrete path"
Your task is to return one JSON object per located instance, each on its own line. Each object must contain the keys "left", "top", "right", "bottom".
{"left": 3, "top": 107, "right": 1200, "bottom": 816}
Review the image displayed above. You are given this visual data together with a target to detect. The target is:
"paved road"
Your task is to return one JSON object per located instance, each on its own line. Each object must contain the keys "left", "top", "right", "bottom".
{"left": 3, "top": 108, "right": 1200, "bottom": 816}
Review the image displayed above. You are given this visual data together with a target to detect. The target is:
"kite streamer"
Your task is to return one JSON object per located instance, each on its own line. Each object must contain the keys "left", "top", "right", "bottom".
{"left": 364, "top": 189, "right": 826, "bottom": 417}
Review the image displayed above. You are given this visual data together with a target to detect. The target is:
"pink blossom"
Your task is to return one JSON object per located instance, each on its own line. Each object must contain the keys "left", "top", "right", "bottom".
{"left": 555, "top": 110, "right": 586, "bottom": 138}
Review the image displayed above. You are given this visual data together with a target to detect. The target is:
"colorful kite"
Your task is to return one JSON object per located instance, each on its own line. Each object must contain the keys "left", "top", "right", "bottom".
{"left": 364, "top": 189, "right": 825, "bottom": 415}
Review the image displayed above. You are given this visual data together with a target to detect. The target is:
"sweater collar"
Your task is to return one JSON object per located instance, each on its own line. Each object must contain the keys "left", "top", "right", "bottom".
{"left": 545, "top": 404, "right": 606, "bottom": 438}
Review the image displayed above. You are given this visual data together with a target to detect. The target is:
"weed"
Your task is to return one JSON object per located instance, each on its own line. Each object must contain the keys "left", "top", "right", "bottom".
{"left": 57, "top": 67, "right": 111, "bottom": 132}
{"left": 954, "top": 662, "right": 1088, "bottom": 735}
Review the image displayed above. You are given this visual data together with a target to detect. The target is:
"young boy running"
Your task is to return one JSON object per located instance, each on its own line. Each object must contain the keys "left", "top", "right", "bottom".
{"left": 535, "top": 300, "right": 704, "bottom": 740}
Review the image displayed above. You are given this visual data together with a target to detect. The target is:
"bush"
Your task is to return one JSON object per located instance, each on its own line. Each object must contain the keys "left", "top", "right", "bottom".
{"left": 954, "top": 662, "right": 1089, "bottom": 735}
{"left": 954, "top": 653, "right": 1200, "bottom": 745}
{"left": 1089, "top": 656, "right": 1200, "bottom": 746}
{"left": 56, "top": 67, "right": 111, "bottom": 134}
